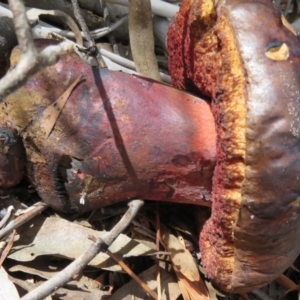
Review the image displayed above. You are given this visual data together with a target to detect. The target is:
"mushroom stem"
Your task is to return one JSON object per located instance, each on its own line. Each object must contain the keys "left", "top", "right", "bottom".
{"left": 5, "top": 40, "right": 217, "bottom": 212}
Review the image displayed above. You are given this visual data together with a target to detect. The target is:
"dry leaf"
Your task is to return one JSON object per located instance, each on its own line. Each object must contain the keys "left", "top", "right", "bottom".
{"left": 161, "top": 228, "right": 209, "bottom": 300}
{"left": 276, "top": 273, "right": 299, "bottom": 291}
{"left": 10, "top": 274, "right": 108, "bottom": 300}
{"left": 26, "top": 8, "right": 83, "bottom": 45}
{"left": 128, "top": 0, "right": 161, "bottom": 81}
{"left": 40, "top": 75, "right": 82, "bottom": 137}
{"left": 0, "top": 230, "right": 15, "bottom": 266}
{"left": 9, "top": 258, "right": 101, "bottom": 293}
{"left": 108, "top": 264, "right": 181, "bottom": 300}
{"left": 0, "top": 267, "right": 20, "bottom": 300}
{"left": 8, "top": 215, "right": 155, "bottom": 271}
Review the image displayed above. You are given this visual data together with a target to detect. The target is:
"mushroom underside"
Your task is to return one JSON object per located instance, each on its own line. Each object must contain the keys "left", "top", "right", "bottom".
{"left": 168, "top": 0, "right": 300, "bottom": 293}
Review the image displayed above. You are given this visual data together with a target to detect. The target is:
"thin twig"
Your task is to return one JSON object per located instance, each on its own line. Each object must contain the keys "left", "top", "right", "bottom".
{"left": 156, "top": 202, "right": 162, "bottom": 300}
{"left": 0, "top": 5, "right": 127, "bottom": 41}
{"left": 107, "top": 250, "right": 158, "bottom": 299}
{"left": 0, "top": 206, "right": 14, "bottom": 229}
{"left": 101, "top": 0, "right": 120, "bottom": 55}
{"left": 99, "top": 47, "right": 171, "bottom": 83}
{"left": 70, "top": 0, "right": 94, "bottom": 49}
{"left": 0, "top": 5, "right": 13, "bottom": 17}
{"left": 0, "top": 4, "right": 170, "bottom": 83}
{"left": 70, "top": 0, "right": 106, "bottom": 67}
{"left": 251, "top": 289, "right": 275, "bottom": 300}
{"left": 102, "top": 0, "right": 110, "bottom": 26}
{"left": 0, "top": 0, "right": 76, "bottom": 100}
{"left": 0, "top": 202, "right": 48, "bottom": 240}
{"left": 21, "top": 199, "right": 144, "bottom": 300}
{"left": 26, "top": 8, "right": 83, "bottom": 46}
{"left": 0, "top": 230, "right": 16, "bottom": 266}
{"left": 276, "top": 273, "right": 299, "bottom": 291}
{"left": 8, "top": 0, "right": 37, "bottom": 57}
{"left": 0, "top": 1, "right": 179, "bottom": 19}
{"left": 132, "top": 220, "right": 156, "bottom": 239}
{"left": 152, "top": 16, "right": 169, "bottom": 52}
{"left": 105, "top": 0, "right": 179, "bottom": 18}
{"left": 39, "top": 15, "right": 128, "bottom": 40}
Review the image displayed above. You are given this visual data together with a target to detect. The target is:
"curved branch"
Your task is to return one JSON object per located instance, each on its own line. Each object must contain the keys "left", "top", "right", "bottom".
{"left": 21, "top": 199, "right": 144, "bottom": 300}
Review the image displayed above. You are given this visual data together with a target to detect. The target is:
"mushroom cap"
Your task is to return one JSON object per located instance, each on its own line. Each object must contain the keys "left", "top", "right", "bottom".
{"left": 168, "top": 0, "right": 300, "bottom": 293}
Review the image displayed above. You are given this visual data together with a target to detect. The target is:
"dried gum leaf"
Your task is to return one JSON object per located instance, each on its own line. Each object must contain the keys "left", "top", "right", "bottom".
{"left": 281, "top": 15, "right": 297, "bottom": 36}
{"left": 40, "top": 75, "right": 82, "bottom": 137}
{"left": 108, "top": 264, "right": 181, "bottom": 300}
{"left": 128, "top": 0, "right": 161, "bottom": 81}
{"left": 275, "top": 273, "right": 299, "bottom": 291}
{"left": 161, "top": 228, "right": 209, "bottom": 300}
{"left": 8, "top": 215, "right": 155, "bottom": 271}
{"left": 0, "top": 267, "right": 20, "bottom": 300}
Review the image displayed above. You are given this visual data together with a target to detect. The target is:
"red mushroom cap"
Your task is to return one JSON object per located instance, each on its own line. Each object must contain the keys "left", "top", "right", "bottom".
{"left": 168, "top": 0, "right": 300, "bottom": 293}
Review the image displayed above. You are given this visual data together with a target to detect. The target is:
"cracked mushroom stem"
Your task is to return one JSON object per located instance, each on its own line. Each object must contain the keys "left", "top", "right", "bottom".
{"left": 168, "top": 0, "right": 300, "bottom": 293}
{"left": 5, "top": 39, "right": 218, "bottom": 213}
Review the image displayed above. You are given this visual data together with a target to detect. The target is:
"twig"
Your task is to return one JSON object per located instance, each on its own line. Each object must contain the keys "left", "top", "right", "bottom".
{"left": 0, "top": 206, "right": 14, "bottom": 229}
{"left": 251, "top": 289, "right": 275, "bottom": 300}
{"left": 0, "top": 230, "right": 16, "bottom": 266}
{"left": 26, "top": 8, "right": 83, "bottom": 46}
{"left": 0, "top": 0, "right": 179, "bottom": 19}
{"left": 107, "top": 250, "right": 158, "bottom": 299}
{"left": 276, "top": 273, "right": 299, "bottom": 291}
{"left": 0, "top": 5, "right": 13, "bottom": 17}
{"left": 102, "top": 1, "right": 120, "bottom": 55}
{"left": 0, "top": 0, "right": 75, "bottom": 100}
{"left": 99, "top": 47, "right": 171, "bottom": 83}
{"left": 102, "top": 0, "right": 110, "bottom": 26}
{"left": 21, "top": 199, "right": 144, "bottom": 300}
{"left": 0, "top": 5, "right": 127, "bottom": 41}
{"left": 132, "top": 219, "right": 156, "bottom": 239}
{"left": 152, "top": 16, "right": 169, "bottom": 52}
{"left": 105, "top": 0, "right": 179, "bottom": 18}
{"left": 70, "top": 0, "right": 106, "bottom": 67}
{"left": 40, "top": 15, "right": 128, "bottom": 40}
{"left": 0, "top": 202, "right": 48, "bottom": 240}
{"left": 71, "top": 0, "right": 94, "bottom": 49}
{"left": 156, "top": 202, "right": 162, "bottom": 300}
{"left": 0, "top": 4, "right": 170, "bottom": 83}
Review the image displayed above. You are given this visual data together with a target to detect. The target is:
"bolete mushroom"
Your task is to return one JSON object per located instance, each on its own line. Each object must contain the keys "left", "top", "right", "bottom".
{"left": 168, "top": 0, "right": 300, "bottom": 293}
{"left": 3, "top": 0, "right": 300, "bottom": 292}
